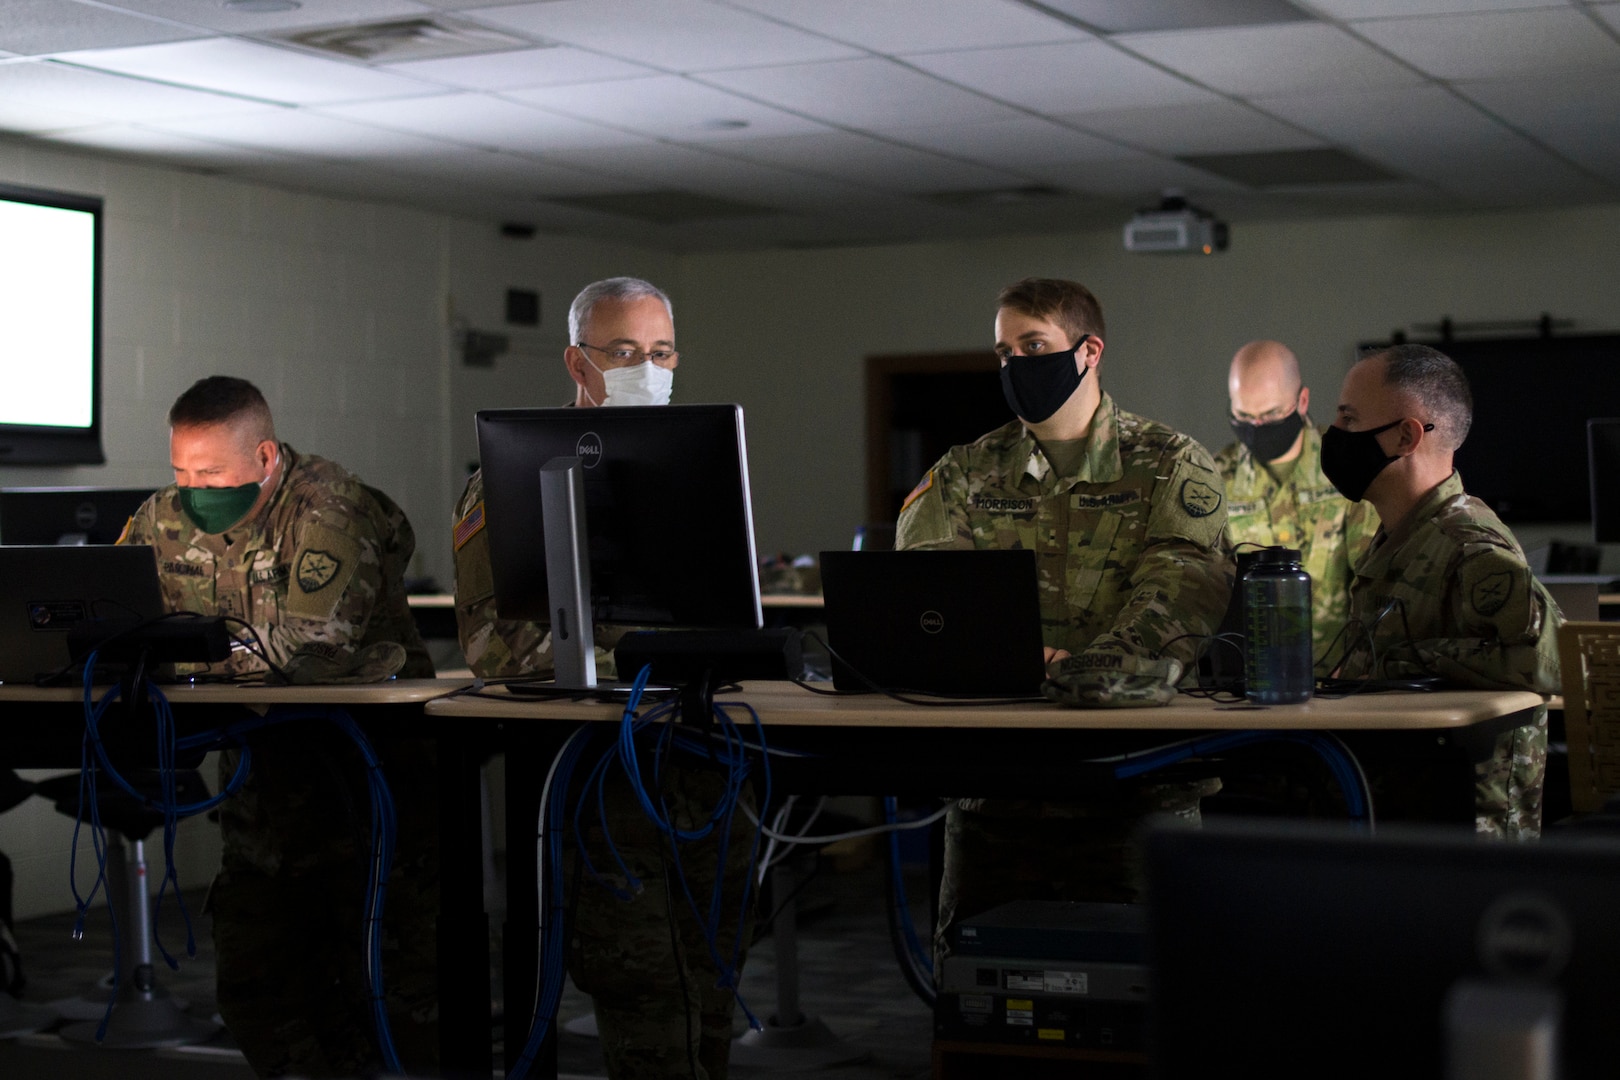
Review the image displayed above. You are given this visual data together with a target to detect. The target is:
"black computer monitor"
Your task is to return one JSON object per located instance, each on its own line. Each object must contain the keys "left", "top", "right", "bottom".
{"left": 1589, "top": 418, "right": 1620, "bottom": 544}
{"left": 0, "top": 486, "right": 153, "bottom": 545}
{"left": 1147, "top": 820, "right": 1620, "bottom": 1079}
{"left": 476, "top": 404, "right": 763, "bottom": 633}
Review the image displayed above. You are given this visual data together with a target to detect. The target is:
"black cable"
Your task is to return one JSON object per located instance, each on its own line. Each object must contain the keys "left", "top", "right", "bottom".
{"left": 796, "top": 632, "right": 1047, "bottom": 707}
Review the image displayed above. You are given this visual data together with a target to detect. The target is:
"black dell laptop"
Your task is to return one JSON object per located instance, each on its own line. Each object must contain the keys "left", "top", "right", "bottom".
{"left": 819, "top": 549, "right": 1046, "bottom": 696}
{"left": 0, "top": 545, "right": 166, "bottom": 684}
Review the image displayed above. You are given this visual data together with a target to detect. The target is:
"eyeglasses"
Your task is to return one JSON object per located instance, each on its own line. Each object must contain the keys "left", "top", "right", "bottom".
{"left": 578, "top": 342, "right": 678, "bottom": 367}
{"left": 1231, "top": 405, "right": 1298, "bottom": 424}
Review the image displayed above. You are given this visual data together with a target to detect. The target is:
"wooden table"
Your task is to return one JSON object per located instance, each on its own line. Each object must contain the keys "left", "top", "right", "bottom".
{"left": 429, "top": 680, "right": 1546, "bottom": 1078}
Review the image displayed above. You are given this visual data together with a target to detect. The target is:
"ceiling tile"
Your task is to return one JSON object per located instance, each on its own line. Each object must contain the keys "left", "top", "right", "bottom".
{"left": 53, "top": 38, "right": 441, "bottom": 106}
{"left": 906, "top": 41, "right": 1214, "bottom": 114}
{"left": 1305, "top": 0, "right": 1567, "bottom": 18}
{"left": 0, "top": 61, "right": 278, "bottom": 125}
{"left": 1061, "top": 100, "right": 1321, "bottom": 154}
{"left": 463, "top": 0, "right": 862, "bottom": 72}
{"left": 698, "top": 57, "right": 1023, "bottom": 128}
{"left": 1037, "top": 0, "right": 1315, "bottom": 33}
{"left": 95, "top": 0, "right": 437, "bottom": 34}
{"left": 504, "top": 76, "right": 831, "bottom": 141}
{"left": 46, "top": 123, "right": 295, "bottom": 168}
{"left": 0, "top": 86, "right": 103, "bottom": 133}
{"left": 875, "top": 116, "right": 1130, "bottom": 168}
{"left": 1257, "top": 82, "right": 1498, "bottom": 146}
{"left": 320, "top": 92, "right": 648, "bottom": 151}
{"left": 149, "top": 108, "right": 477, "bottom": 162}
{"left": 382, "top": 45, "right": 654, "bottom": 89}
{"left": 0, "top": 0, "right": 203, "bottom": 55}
{"left": 713, "top": 131, "right": 1028, "bottom": 193}
{"left": 1599, "top": 4, "right": 1620, "bottom": 35}
{"left": 538, "top": 139, "right": 879, "bottom": 209}
{"left": 1458, "top": 70, "right": 1620, "bottom": 181}
{"left": 1352, "top": 8, "right": 1620, "bottom": 81}
{"left": 1019, "top": 149, "right": 1249, "bottom": 198}
{"left": 725, "top": 0, "right": 1087, "bottom": 54}
{"left": 1117, "top": 23, "right": 1425, "bottom": 96}
{"left": 1178, "top": 147, "right": 1399, "bottom": 185}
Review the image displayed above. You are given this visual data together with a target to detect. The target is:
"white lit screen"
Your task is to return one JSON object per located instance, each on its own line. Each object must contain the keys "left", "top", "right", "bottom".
{"left": 0, "top": 196, "right": 96, "bottom": 429}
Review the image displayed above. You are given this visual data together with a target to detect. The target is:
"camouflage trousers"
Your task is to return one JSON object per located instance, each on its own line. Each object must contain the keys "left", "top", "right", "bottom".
{"left": 212, "top": 725, "right": 440, "bottom": 1078}
{"left": 565, "top": 753, "right": 758, "bottom": 1080}
{"left": 936, "top": 782, "right": 1215, "bottom": 976}
{"left": 1474, "top": 709, "right": 1548, "bottom": 840}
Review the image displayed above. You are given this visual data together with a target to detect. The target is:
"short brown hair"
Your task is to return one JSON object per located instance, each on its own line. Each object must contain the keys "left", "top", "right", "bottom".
{"left": 169, "top": 376, "right": 275, "bottom": 442}
{"left": 996, "top": 278, "right": 1106, "bottom": 345}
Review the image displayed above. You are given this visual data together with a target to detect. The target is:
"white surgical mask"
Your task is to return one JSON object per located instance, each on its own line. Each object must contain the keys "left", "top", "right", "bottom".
{"left": 585, "top": 357, "right": 675, "bottom": 407}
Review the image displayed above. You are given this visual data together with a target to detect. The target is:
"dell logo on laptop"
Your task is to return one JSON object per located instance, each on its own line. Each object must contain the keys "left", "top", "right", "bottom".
{"left": 576, "top": 432, "right": 603, "bottom": 467}
{"left": 919, "top": 610, "right": 945, "bottom": 634}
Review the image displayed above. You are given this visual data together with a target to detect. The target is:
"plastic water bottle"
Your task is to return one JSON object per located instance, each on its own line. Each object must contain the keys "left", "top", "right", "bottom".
{"left": 1243, "top": 546, "right": 1313, "bottom": 705}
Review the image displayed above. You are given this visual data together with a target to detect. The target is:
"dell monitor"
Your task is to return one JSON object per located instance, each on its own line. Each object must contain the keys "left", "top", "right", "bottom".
{"left": 0, "top": 486, "right": 153, "bottom": 545}
{"left": 1147, "top": 820, "right": 1620, "bottom": 1080}
{"left": 475, "top": 404, "right": 763, "bottom": 686}
{"left": 1589, "top": 418, "right": 1620, "bottom": 544}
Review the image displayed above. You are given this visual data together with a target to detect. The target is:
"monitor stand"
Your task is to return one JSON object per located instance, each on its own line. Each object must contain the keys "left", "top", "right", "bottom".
{"left": 540, "top": 456, "right": 600, "bottom": 692}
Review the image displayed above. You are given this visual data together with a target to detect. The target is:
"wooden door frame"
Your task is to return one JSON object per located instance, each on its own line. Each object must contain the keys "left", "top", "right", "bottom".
{"left": 865, "top": 351, "right": 998, "bottom": 526}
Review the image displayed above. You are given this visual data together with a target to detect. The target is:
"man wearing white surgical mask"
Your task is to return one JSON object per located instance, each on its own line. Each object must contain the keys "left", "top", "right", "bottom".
{"left": 453, "top": 278, "right": 757, "bottom": 1080}
{"left": 563, "top": 279, "right": 678, "bottom": 407}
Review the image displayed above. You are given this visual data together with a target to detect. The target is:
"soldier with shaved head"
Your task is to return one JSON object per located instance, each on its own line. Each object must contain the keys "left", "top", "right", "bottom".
{"left": 1324, "top": 344, "right": 1561, "bottom": 838}
{"left": 1216, "top": 340, "right": 1379, "bottom": 663}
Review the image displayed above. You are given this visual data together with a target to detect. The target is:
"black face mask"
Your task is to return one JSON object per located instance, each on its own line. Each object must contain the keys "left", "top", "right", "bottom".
{"left": 1001, "top": 335, "right": 1089, "bottom": 424}
{"left": 1230, "top": 410, "right": 1305, "bottom": 463}
{"left": 1320, "top": 418, "right": 1431, "bottom": 502}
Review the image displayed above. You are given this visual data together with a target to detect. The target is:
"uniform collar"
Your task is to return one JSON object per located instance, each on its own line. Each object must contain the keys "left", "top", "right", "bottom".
{"left": 1021, "top": 391, "right": 1123, "bottom": 489}
{"left": 1369, "top": 470, "right": 1465, "bottom": 554}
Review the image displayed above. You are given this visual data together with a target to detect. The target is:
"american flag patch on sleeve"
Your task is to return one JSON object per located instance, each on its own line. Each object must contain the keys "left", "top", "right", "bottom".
{"left": 453, "top": 501, "right": 486, "bottom": 551}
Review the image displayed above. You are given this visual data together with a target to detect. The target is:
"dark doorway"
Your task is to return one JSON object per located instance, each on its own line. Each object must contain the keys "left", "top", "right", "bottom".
{"left": 866, "top": 352, "right": 1013, "bottom": 529}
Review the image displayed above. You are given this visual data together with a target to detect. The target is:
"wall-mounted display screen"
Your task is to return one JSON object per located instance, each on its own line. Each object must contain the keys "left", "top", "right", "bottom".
{"left": 0, "top": 183, "right": 103, "bottom": 464}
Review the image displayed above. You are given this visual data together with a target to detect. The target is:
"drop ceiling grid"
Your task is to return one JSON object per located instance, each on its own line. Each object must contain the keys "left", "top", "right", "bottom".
{"left": 0, "top": 0, "right": 1608, "bottom": 247}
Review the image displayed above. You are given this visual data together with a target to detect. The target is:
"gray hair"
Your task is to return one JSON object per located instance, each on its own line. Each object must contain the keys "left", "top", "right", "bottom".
{"left": 1364, "top": 343, "right": 1474, "bottom": 452}
{"left": 567, "top": 277, "right": 674, "bottom": 345}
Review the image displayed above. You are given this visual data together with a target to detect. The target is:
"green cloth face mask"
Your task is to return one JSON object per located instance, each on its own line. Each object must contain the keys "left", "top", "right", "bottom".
{"left": 178, "top": 454, "right": 276, "bottom": 534}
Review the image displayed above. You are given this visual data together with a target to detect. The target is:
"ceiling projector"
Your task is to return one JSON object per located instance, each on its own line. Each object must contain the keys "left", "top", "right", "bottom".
{"left": 1123, "top": 194, "right": 1229, "bottom": 255}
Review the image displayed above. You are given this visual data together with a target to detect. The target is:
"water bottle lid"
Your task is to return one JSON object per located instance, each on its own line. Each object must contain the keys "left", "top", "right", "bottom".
{"left": 1254, "top": 545, "right": 1302, "bottom": 565}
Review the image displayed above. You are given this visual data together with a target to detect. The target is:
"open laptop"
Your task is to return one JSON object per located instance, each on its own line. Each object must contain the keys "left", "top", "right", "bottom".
{"left": 819, "top": 549, "right": 1046, "bottom": 696}
{"left": 0, "top": 545, "right": 166, "bottom": 684}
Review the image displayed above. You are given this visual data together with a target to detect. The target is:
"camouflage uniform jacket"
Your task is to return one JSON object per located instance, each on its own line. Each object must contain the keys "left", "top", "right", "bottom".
{"left": 897, "top": 392, "right": 1234, "bottom": 664}
{"left": 452, "top": 468, "right": 627, "bottom": 678}
{"left": 1214, "top": 422, "right": 1380, "bottom": 665}
{"left": 1337, "top": 471, "right": 1560, "bottom": 692}
{"left": 122, "top": 443, "right": 432, "bottom": 678}
{"left": 897, "top": 393, "right": 1234, "bottom": 818}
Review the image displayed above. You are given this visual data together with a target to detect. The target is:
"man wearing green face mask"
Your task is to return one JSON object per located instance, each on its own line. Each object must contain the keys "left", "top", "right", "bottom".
{"left": 120, "top": 375, "right": 439, "bottom": 1078}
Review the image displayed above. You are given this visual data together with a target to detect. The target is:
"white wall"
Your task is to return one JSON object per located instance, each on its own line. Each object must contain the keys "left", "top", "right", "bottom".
{"left": 672, "top": 205, "right": 1620, "bottom": 562}
{"left": 0, "top": 139, "right": 672, "bottom": 917}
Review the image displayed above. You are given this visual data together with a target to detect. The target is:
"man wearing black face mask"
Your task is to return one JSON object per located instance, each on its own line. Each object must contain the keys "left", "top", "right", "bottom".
{"left": 1326, "top": 344, "right": 1560, "bottom": 838}
{"left": 897, "top": 278, "right": 1234, "bottom": 969}
{"left": 1215, "top": 340, "right": 1378, "bottom": 664}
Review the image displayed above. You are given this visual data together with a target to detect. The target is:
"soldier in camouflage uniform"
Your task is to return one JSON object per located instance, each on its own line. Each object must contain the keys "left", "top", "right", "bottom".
{"left": 896, "top": 278, "right": 1234, "bottom": 967}
{"left": 121, "top": 376, "right": 438, "bottom": 1077}
{"left": 1324, "top": 345, "right": 1560, "bottom": 838}
{"left": 453, "top": 278, "right": 756, "bottom": 1080}
{"left": 1215, "top": 340, "right": 1379, "bottom": 664}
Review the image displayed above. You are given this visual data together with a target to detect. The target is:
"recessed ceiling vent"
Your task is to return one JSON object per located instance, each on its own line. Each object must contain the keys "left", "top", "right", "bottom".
{"left": 270, "top": 17, "right": 537, "bottom": 63}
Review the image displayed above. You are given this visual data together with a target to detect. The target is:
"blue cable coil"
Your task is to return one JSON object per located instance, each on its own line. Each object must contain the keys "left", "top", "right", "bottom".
{"left": 1111, "top": 729, "right": 1371, "bottom": 821}
{"left": 510, "top": 665, "right": 773, "bottom": 1080}
{"left": 73, "top": 654, "right": 403, "bottom": 1068}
